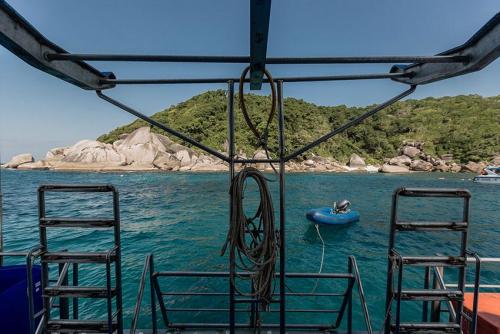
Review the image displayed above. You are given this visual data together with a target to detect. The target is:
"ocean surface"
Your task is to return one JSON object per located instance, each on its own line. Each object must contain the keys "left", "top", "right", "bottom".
{"left": 1, "top": 169, "right": 499, "bottom": 331}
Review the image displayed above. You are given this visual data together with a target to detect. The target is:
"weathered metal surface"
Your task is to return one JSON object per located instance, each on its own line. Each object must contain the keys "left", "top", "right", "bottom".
{"left": 385, "top": 188, "right": 472, "bottom": 334}
{"left": 0, "top": 1, "right": 114, "bottom": 90}
{"left": 47, "top": 53, "right": 468, "bottom": 64}
{"left": 391, "top": 12, "right": 500, "bottom": 85}
{"left": 102, "top": 72, "right": 408, "bottom": 85}
{"left": 250, "top": 0, "right": 272, "bottom": 89}
{"left": 38, "top": 184, "right": 123, "bottom": 333}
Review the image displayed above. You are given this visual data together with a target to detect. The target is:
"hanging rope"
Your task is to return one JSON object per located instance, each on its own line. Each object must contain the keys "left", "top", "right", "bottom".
{"left": 221, "top": 167, "right": 277, "bottom": 308}
{"left": 0, "top": 150, "right": 3, "bottom": 264}
{"left": 378, "top": 259, "right": 399, "bottom": 334}
{"left": 311, "top": 224, "right": 325, "bottom": 293}
{"left": 238, "top": 66, "right": 279, "bottom": 174}
{"left": 238, "top": 66, "right": 277, "bottom": 149}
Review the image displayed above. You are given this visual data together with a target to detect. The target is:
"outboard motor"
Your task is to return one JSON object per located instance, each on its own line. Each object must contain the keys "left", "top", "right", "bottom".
{"left": 336, "top": 199, "right": 351, "bottom": 213}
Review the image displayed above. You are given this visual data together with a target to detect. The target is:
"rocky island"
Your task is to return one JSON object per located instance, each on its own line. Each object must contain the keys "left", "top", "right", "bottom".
{"left": 2, "top": 127, "right": 498, "bottom": 173}
{"left": 2, "top": 91, "right": 499, "bottom": 173}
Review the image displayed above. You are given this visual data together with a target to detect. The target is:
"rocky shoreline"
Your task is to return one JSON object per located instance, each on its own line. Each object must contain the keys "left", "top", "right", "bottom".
{"left": 1, "top": 127, "right": 498, "bottom": 174}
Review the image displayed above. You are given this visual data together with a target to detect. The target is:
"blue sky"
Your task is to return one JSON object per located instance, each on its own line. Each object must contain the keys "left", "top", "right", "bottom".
{"left": 0, "top": 0, "right": 499, "bottom": 160}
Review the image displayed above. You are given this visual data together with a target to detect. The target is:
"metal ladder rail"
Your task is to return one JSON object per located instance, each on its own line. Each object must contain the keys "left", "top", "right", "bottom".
{"left": 0, "top": 246, "right": 43, "bottom": 334}
{"left": 436, "top": 254, "right": 500, "bottom": 334}
{"left": 38, "top": 184, "right": 123, "bottom": 334}
{"left": 385, "top": 187, "right": 471, "bottom": 334}
{"left": 131, "top": 255, "right": 370, "bottom": 333}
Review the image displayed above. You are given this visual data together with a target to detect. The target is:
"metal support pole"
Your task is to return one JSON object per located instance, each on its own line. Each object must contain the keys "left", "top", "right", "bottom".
{"left": 423, "top": 266, "right": 431, "bottom": 322}
{"left": 37, "top": 188, "right": 50, "bottom": 331}
{"left": 227, "top": 81, "right": 236, "bottom": 334}
{"left": 0, "top": 191, "right": 3, "bottom": 267}
{"left": 384, "top": 190, "right": 399, "bottom": 334}
{"left": 113, "top": 189, "right": 124, "bottom": 334}
{"left": 150, "top": 255, "right": 157, "bottom": 334}
{"left": 347, "top": 260, "right": 353, "bottom": 334}
{"left": 277, "top": 80, "right": 286, "bottom": 334}
{"left": 431, "top": 267, "right": 443, "bottom": 322}
{"left": 59, "top": 263, "right": 69, "bottom": 320}
{"left": 47, "top": 53, "right": 469, "bottom": 64}
{"left": 72, "top": 263, "right": 79, "bottom": 319}
{"left": 26, "top": 252, "right": 35, "bottom": 334}
{"left": 456, "top": 195, "right": 471, "bottom": 327}
{"left": 467, "top": 251, "right": 481, "bottom": 334}
{"left": 103, "top": 72, "right": 409, "bottom": 85}
{"left": 395, "top": 258, "right": 403, "bottom": 332}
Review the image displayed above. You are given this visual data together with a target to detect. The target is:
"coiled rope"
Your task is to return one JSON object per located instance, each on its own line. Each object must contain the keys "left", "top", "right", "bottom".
{"left": 221, "top": 167, "right": 278, "bottom": 308}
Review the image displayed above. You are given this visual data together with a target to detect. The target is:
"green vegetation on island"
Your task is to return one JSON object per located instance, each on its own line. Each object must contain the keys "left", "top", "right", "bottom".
{"left": 98, "top": 91, "right": 500, "bottom": 164}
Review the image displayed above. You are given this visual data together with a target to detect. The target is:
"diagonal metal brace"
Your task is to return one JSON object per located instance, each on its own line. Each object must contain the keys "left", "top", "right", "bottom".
{"left": 285, "top": 85, "right": 417, "bottom": 161}
{"left": 391, "top": 12, "right": 500, "bottom": 85}
{"left": 0, "top": 0, "right": 114, "bottom": 90}
{"left": 96, "top": 91, "right": 229, "bottom": 162}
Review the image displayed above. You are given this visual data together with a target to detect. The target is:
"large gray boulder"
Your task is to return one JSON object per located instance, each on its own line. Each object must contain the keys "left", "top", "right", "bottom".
{"left": 17, "top": 160, "right": 51, "bottom": 170}
{"left": 114, "top": 127, "right": 198, "bottom": 168}
{"left": 410, "top": 159, "right": 433, "bottom": 172}
{"left": 389, "top": 155, "right": 412, "bottom": 166}
{"left": 190, "top": 155, "right": 227, "bottom": 171}
{"left": 434, "top": 163, "right": 450, "bottom": 172}
{"left": 114, "top": 127, "right": 166, "bottom": 166}
{"left": 253, "top": 150, "right": 268, "bottom": 170}
{"left": 174, "top": 149, "right": 196, "bottom": 167}
{"left": 303, "top": 159, "right": 316, "bottom": 167}
{"left": 461, "top": 161, "right": 486, "bottom": 174}
{"left": 401, "top": 146, "right": 421, "bottom": 158}
{"left": 450, "top": 163, "right": 462, "bottom": 173}
{"left": 348, "top": 153, "right": 366, "bottom": 168}
{"left": 45, "top": 147, "right": 68, "bottom": 161}
{"left": 379, "top": 164, "right": 410, "bottom": 173}
{"left": 5, "top": 153, "right": 34, "bottom": 168}
{"left": 153, "top": 152, "right": 181, "bottom": 171}
{"left": 62, "top": 140, "right": 123, "bottom": 164}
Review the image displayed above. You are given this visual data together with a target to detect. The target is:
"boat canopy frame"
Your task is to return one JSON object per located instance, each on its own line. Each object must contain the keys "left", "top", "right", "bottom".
{"left": 1, "top": 1, "right": 500, "bottom": 333}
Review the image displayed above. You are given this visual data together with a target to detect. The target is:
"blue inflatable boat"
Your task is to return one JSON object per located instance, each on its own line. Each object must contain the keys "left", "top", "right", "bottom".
{"left": 306, "top": 207, "right": 360, "bottom": 225}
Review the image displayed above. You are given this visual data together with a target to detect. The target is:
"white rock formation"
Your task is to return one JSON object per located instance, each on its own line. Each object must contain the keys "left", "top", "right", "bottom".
{"left": 174, "top": 149, "right": 194, "bottom": 167}
{"left": 153, "top": 152, "right": 181, "bottom": 171}
{"left": 4, "top": 153, "right": 34, "bottom": 168}
{"left": 114, "top": 127, "right": 164, "bottom": 166}
{"left": 17, "top": 160, "right": 51, "bottom": 170}
{"left": 379, "top": 164, "right": 410, "bottom": 173}
{"left": 348, "top": 153, "right": 366, "bottom": 168}
{"left": 252, "top": 150, "right": 268, "bottom": 170}
{"left": 45, "top": 147, "right": 68, "bottom": 161}
{"left": 62, "top": 140, "right": 123, "bottom": 165}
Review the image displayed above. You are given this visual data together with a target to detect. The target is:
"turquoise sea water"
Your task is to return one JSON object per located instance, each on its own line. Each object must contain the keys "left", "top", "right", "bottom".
{"left": 1, "top": 170, "right": 499, "bottom": 330}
